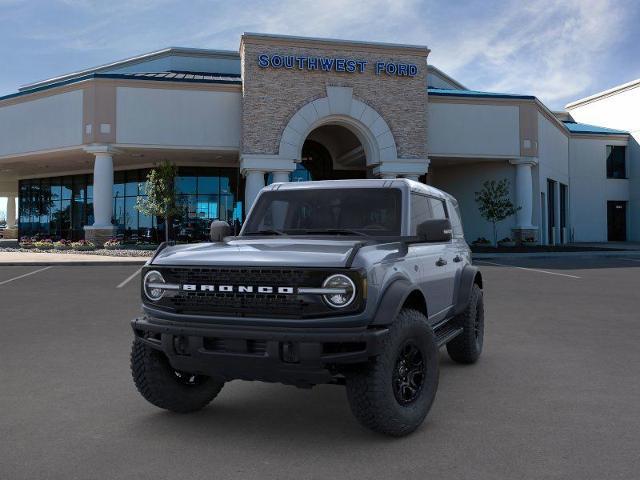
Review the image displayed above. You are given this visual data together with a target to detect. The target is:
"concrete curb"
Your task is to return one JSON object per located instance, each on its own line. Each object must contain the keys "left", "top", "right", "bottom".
{"left": 473, "top": 250, "right": 640, "bottom": 260}
{"left": 0, "top": 261, "right": 148, "bottom": 266}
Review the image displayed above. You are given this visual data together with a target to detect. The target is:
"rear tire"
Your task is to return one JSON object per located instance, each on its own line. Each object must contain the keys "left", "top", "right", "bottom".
{"left": 446, "top": 283, "right": 484, "bottom": 364}
{"left": 131, "top": 339, "right": 224, "bottom": 413}
{"left": 345, "top": 309, "right": 439, "bottom": 436}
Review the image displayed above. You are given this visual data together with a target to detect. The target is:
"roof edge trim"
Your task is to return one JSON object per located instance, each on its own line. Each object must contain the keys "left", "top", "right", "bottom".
{"left": 565, "top": 78, "right": 640, "bottom": 109}
{"left": 19, "top": 47, "right": 240, "bottom": 92}
{"left": 2, "top": 72, "right": 241, "bottom": 103}
{"left": 241, "top": 32, "right": 430, "bottom": 56}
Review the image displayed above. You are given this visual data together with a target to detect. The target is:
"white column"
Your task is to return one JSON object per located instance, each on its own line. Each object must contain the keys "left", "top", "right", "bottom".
{"left": 6, "top": 195, "right": 16, "bottom": 228}
{"left": 373, "top": 158, "right": 430, "bottom": 180}
{"left": 244, "top": 170, "right": 265, "bottom": 212}
{"left": 240, "top": 154, "right": 295, "bottom": 213}
{"left": 510, "top": 158, "right": 537, "bottom": 229}
{"left": 271, "top": 171, "right": 290, "bottom": 184}
{"left": 92, "top": 152, "right": 115, "bottom": 227}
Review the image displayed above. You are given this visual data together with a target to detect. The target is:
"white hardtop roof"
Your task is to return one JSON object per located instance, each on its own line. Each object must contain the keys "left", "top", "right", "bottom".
{"left": 265, "top": 178, "right": 450, "bottom": 199}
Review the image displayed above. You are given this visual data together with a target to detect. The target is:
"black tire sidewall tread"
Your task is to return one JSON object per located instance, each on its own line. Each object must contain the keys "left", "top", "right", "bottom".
{"left": 345, "top": 308, "right": 439, "bottom": 437}
{"left": 446, "top": 284, "right": 484, "bottom": 364}
{"left": 131, "top": 339, "right": 224, "bottom": 413}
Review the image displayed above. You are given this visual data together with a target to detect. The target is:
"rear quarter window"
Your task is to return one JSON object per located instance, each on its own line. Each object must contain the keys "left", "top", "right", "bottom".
{"left": 447, "top": 199, "right": 464, "bottom": 238}
{"left": 429, "top": 197, "right": 447, "bottom": 220}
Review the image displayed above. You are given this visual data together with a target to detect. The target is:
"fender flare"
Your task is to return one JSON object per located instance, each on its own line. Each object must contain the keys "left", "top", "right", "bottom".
{"left": 371, "top": 278, "right": 422, "bottom": 326}
{"left": 453, "top": 265, "right": 482, "bottom": 316}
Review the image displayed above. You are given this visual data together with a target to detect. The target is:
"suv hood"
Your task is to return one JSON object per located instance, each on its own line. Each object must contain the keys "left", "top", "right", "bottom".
{"left": 150, "top": 238, "right": 363, "bottom": 268}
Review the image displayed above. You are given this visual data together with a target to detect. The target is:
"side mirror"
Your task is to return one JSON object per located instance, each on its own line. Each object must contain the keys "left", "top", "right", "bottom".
{"left": 416, "top": 219, "right": 453, "bottom": 243}
{"left": 210, "top": 220, "right": 232, "bottom": 242}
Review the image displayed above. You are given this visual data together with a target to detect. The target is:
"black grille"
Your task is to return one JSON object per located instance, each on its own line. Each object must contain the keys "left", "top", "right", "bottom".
{"left": 148, "top": 267, "right": 363, "bottom": 319}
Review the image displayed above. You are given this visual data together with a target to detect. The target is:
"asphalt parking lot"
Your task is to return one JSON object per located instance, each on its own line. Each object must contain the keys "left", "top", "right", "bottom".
{"left": 1, "top": 256, "right": 640, "bottom": 479}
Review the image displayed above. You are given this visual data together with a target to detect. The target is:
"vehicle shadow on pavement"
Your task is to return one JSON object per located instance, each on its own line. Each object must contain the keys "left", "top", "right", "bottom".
{"left": 128, "top": 385, "right": 390, "bottom": 440}
{"left": 126, "top": 354, "right": 467, "bottom": 446}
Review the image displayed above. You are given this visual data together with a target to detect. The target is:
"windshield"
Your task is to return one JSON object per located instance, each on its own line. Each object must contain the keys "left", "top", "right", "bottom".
{"left": 242, "top": 188, "right": 402, "bottom": 236}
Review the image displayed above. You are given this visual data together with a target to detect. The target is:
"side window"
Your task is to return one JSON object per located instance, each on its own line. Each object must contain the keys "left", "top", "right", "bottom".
{"left": 606, "top": 145, "right": 626, "bottom": 179}
{"left": 447, "top": 199, "right": 464, "bottom": 238}
{"left": 410, "top": 194, "right": 432, "bottom": 235}
{"left": 429, "top": 197, "right": 447, "bottom": 220}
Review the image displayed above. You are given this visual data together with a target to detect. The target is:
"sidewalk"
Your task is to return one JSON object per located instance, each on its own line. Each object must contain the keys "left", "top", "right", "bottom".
{"left": 0, "top": 251, "right": 149, "bottom": 266}
{"left": 473, "top": 242, "right": 640, "bottom": 259}
{"left": 473, "top": 250, "right": 640, "bottom": 259}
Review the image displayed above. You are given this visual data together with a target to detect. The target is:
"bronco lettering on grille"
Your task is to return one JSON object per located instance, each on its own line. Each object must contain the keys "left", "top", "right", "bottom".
{"left": 182, "top": 284, "right": 296, "bottom": 294}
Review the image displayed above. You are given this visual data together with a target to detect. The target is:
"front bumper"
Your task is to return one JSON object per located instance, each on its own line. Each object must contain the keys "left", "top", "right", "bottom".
{"left": 131, "top": 315, "right": 389, "bottom": 387}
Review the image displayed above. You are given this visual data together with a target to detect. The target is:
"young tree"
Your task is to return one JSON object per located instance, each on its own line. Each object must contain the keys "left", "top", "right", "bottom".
{"left": 474, "top": 179, "right": 520, "bottom": 246}
{"left": 136, "top": 161, "right": 182, "bottom": 243}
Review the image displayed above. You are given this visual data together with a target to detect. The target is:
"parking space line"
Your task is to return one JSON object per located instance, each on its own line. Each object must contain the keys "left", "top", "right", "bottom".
{"left": 475, "top": 260, "right": 581, "bottom": 278}
{"left": 117, "top": 268, "right": 141, "bottom": 289}
{"left": 0, "top": 266, "right": 53, "bottom": 286}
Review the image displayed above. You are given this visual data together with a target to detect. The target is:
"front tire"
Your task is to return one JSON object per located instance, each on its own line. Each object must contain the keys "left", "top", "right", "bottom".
{"left": 345, "top": 309, "right": 439, "bottom": 436}
{"left": 446, "top": 283, "right": 484, "bottom": 364}
{"left": 131, "top": 339, "right": 224, "bottom": 413}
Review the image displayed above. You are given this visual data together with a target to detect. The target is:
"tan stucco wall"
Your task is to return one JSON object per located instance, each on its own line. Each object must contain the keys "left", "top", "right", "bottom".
{"left": 240, "top": 35, "right": 428, "bottom": 160}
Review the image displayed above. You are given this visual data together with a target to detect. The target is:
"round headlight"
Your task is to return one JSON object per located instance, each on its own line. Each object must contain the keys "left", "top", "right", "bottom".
{"left": 322, "top": 274, "right": 356, "bottom": 309}
{"left": 143, "top": 270, "right": 166, "bottom": 301}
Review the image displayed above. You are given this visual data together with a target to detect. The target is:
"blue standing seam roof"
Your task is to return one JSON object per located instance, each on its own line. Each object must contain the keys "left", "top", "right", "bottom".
{"left": 0, "top": 71, "right": 242, "bottom": 102}
{"left": 427, "top": 87, "right": 536, "bottom": 100}
{"left": 562, "top": 121, "right": 628, "bottom": 135}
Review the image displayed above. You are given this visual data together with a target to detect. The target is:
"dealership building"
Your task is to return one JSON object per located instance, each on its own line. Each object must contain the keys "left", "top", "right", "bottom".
{"left": 0, "top": 33, "right": 637, "bottom": 244}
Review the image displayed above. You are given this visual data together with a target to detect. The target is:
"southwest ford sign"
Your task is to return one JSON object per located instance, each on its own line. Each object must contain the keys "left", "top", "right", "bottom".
{"left": 257, "top": 54, "right": 418, "bottom": 77}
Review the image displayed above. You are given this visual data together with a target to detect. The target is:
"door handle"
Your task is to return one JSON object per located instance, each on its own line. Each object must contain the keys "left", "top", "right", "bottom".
{"left": 453, "top": 255, "right": 462, "bottom": 263}
{"left": 436, "top": 258, "right": 447, "bottom": 267}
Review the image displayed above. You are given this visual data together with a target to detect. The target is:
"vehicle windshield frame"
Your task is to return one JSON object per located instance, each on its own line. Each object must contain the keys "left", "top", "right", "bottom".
{"left": 240, "top": 187, "right": 404, "bottom": 238}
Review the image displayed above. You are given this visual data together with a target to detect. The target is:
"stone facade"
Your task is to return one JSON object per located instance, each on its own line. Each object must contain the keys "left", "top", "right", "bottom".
{"left": 240, "top": 35, "right": 429, "bottom": 161}
{"left": 84, "top": 226, "right": 116, "bottom": 247}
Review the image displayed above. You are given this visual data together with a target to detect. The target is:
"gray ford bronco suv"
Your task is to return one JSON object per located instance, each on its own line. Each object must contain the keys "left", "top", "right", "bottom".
{"left": 131, "top": 179, "right": 484, "bottom": 436}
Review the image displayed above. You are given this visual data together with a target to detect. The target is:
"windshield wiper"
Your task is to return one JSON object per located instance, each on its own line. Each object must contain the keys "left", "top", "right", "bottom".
{"left": 244, "top": 229, "right": 287, "bottom": 236}
{"left": 299, "top": 228, "right": 373, "bottom": 238}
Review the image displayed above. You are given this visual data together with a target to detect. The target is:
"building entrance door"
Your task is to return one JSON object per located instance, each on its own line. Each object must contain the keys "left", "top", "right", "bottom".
{"left": 607, "top": 201, "right": 627, "bottom": 241}
{"left": 297, "top": 125, "right": 367, "bottom": 181}
{"left": 547, "top": 179, "right": 556, "bottom": 244}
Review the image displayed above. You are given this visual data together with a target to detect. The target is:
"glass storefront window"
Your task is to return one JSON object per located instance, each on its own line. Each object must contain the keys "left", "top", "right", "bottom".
{"left": 18, "top": 166, "right": 242, "bottom": 241}
{"left": 113, "top": 171, "right": 125, "bottom": 199}
{"left": 176, "top": 175, "right": 197, "bottom": 194}
{"left": 198, "top": 176, "right": 219, "bottom": 195}
{"left": 62, "top": 177, "right": 73, "bottom": 200}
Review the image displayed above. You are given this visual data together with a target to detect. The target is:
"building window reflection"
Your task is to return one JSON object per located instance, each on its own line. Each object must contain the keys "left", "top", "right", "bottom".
{"left": 18, "top": 166, "right": 243, "bottom": 241}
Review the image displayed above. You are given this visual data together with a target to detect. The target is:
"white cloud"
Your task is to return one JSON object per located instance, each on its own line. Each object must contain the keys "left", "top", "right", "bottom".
{"left": 426, "top": 0, "right": 631, "bottom": 107}
{"left": 3, "top": 0, "right": 635, "bottom": 108}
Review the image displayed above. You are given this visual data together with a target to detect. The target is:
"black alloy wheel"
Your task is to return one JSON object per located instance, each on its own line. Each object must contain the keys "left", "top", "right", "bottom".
{"left": 392, "top": 341, "right": 425, "bottom": 405}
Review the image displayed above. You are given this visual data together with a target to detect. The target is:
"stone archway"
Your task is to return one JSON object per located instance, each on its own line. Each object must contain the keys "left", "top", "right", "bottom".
{"left": 240, "top": 86, "right": 429, "bottom": 209}
{"left": 278, "top": 86, "right": 398, "bottom": 167}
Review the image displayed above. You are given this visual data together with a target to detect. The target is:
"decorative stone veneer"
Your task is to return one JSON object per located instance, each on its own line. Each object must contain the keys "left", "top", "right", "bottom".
{"left": 1, "top": 228, "right": 18, "bottom": 239}
{"left": 240, "top": 35, "right": 429, "bottom": 162}
{"left": 84, "top": 226, "right": 116, "bottom": 247}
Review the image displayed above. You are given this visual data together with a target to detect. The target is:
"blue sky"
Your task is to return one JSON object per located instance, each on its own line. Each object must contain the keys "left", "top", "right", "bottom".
{"left": 1, "top": 0, "right": 639, "bottom": 218}
{"left": 1, "top": 0, "right": 639, "bottom": 108}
